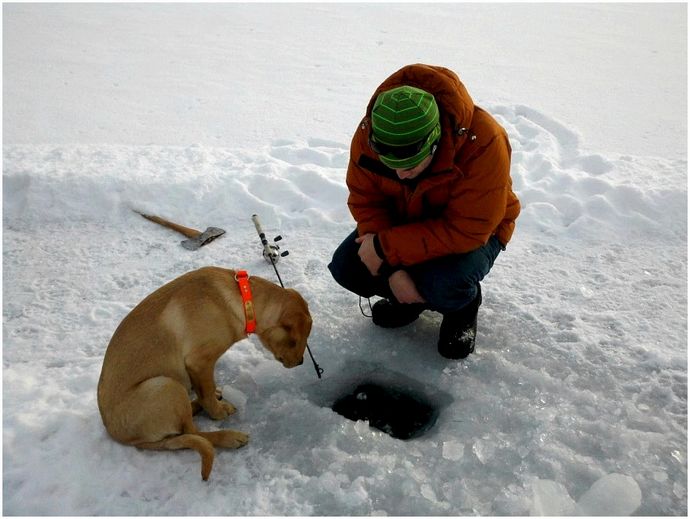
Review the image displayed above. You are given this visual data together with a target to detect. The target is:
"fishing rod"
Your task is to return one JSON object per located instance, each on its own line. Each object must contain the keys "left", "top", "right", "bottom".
{"left": 251, "top": 214, "right": 324, "bottom": 379}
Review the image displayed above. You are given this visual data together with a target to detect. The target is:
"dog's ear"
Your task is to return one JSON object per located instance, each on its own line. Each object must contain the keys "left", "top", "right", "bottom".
{"left": 282, "top": 310, "right": 313, "bottom": 345}
{"left": 262, "top": 325, "right": 296, "bottom": 350}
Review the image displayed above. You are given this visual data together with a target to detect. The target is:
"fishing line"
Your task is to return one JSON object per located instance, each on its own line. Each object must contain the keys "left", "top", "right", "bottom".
{"left": 251, "top": 214, "right": 324, "bottom": 379}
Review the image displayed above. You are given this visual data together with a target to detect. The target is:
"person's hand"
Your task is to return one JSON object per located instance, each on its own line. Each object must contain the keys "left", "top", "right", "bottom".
{"left": 389, "top": 270, "right": 426, "bottom": 304}
{"left": 355, "top": 233, "right": 384, "bottom": 275}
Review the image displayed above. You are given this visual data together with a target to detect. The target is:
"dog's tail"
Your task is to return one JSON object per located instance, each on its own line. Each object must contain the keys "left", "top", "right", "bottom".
{"left": 138, "top": 434, "right": 215, "bottom": 480}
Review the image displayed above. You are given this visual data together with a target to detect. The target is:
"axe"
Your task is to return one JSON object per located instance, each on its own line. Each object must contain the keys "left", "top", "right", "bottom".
{"left": 134, "top": 210, "right": 225, "bottom": 251}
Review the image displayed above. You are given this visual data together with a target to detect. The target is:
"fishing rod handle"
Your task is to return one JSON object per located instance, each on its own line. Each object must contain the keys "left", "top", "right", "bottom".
{"left": 251, "top": 214, "right": 265, "bottom": 238}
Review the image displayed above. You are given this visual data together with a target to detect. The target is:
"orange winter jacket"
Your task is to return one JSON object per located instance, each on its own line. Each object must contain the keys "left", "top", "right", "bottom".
{"left": 347, "top": 64, "right": 520, "bottom": 267}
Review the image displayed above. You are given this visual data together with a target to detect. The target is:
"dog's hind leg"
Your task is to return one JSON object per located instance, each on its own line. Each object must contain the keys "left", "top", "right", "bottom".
{"left": 136, "top": 425, "right": 248, "bottom": 480}
{"left": 196, "top": 429, "right": 249, "bottom": 449}
{"left": 119, "top": 376, "right": 217, "bottom": 480}
{"left": 138, "top": 433, "right": 215, "bottom": 481}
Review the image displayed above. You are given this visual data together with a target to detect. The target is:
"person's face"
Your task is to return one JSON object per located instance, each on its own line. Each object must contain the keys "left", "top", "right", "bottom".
{"left": 394, "top": 154, "right": 433, "bottom": 180}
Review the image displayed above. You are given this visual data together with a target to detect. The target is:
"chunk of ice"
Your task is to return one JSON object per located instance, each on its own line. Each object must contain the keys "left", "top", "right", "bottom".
{"left": 442, "top": 440, "right": 465, "bottom": 461}
{"left": 530, "top": 479, "right": 576, "bottom": 516}
{"left": 575, "top": 474, "right": 641, "bottom": 516}
{"left": 472, "top": 439, "right": 495, "bottom": 464}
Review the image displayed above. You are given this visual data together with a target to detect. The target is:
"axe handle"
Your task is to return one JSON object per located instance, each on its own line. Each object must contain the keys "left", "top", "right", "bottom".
{"left": 135, "top": 211, "right": 201, "bottom": 238}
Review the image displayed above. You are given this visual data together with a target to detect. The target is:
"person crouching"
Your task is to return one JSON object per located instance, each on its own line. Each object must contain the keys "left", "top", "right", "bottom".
{"left": 328, "top": 64, "right": 520, "bottom": 359}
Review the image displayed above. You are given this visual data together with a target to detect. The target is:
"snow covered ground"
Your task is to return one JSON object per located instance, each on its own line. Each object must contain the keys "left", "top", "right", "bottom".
{"left": 2, "top": 3, "right": 687, "bottom": 516}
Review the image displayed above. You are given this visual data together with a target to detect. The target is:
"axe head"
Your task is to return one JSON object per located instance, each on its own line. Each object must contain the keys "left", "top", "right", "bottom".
{"left": 181, "top": 227, "right": 226, "bottom": 251}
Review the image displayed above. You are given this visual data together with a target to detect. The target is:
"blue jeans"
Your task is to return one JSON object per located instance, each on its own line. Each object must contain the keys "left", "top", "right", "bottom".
{"left": 328, "top": 230, "right": 503, "bottom": 314}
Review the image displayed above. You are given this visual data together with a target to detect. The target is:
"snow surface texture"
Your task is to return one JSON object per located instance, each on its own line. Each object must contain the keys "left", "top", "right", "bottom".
{"left": 3, "top": 3, "right": 687, "bottom": 516}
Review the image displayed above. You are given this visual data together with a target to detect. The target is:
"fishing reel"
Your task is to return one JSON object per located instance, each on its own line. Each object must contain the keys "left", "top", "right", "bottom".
{"left": 262, "top": 235, "right": 289, "bottom": 264}
{"left": 252, "top": 214, "right": 289, "bottom": 264}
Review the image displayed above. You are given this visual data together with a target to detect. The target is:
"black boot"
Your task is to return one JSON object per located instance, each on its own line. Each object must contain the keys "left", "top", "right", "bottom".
{"left": 437, "top": 285, "right": 482, "bottom": 359}
{"left": 371, "top": 299, "right": 426, "bottom": 328}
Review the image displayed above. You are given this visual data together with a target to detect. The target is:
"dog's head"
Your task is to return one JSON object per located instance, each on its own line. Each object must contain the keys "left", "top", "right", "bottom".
{"left": 258, "top": 288, "right": 312, "bottom": 368}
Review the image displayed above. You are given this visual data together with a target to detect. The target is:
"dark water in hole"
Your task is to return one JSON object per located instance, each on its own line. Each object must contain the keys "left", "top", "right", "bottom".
{"left": 302, "top": 361, "right": 451, "bottom": 440}
{"left": 331, "top": 382, "right": 439, "bottom": 440}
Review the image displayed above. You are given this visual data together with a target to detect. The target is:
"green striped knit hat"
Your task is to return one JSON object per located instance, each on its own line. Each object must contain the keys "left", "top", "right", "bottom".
{"left": 370, "top": 85, "right": 441, "bottom": 170}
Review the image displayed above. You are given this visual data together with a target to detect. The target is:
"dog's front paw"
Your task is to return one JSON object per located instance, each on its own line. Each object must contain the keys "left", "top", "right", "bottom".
{"left": 192, "top": 388, "right": 225, "bottom": 416}
{"left": 207, "top": 400, "right": 237, "bottom": 420}
{"left": 219, "top": 400, "right": 237, "bottom": 416}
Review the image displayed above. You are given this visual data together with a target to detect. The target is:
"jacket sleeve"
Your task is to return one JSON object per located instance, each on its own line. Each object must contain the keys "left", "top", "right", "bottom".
{"left": 379, "top": 133, "right": 512, "bottom": 266}
{"left": 346, "top": 121, "right": 396, "bottom": 235}
{"left": 346, "top": 157, "right": 394, "bottom": 235}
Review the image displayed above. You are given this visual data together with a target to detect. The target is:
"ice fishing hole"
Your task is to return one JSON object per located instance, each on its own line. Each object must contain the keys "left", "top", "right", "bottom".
{"left": 304, "top": 362, "right": 450, "bottom": 440}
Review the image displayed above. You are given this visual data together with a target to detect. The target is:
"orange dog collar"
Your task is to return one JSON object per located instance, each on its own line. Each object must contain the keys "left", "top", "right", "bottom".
{"left": 235, "top": 270, "right": 257, "bottom": 334}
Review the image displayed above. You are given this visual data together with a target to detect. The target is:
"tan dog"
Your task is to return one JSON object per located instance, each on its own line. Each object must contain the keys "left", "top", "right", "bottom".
{"left": 97, "top": 266, "right": 312, "bottom": 480}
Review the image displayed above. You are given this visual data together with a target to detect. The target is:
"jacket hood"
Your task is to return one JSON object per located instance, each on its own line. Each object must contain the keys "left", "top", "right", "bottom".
{"left": 366, "top": 64, "right": 474, "bottom": 127}
{"left": 364, "top": 64, "right": 476, "bottom": 171}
